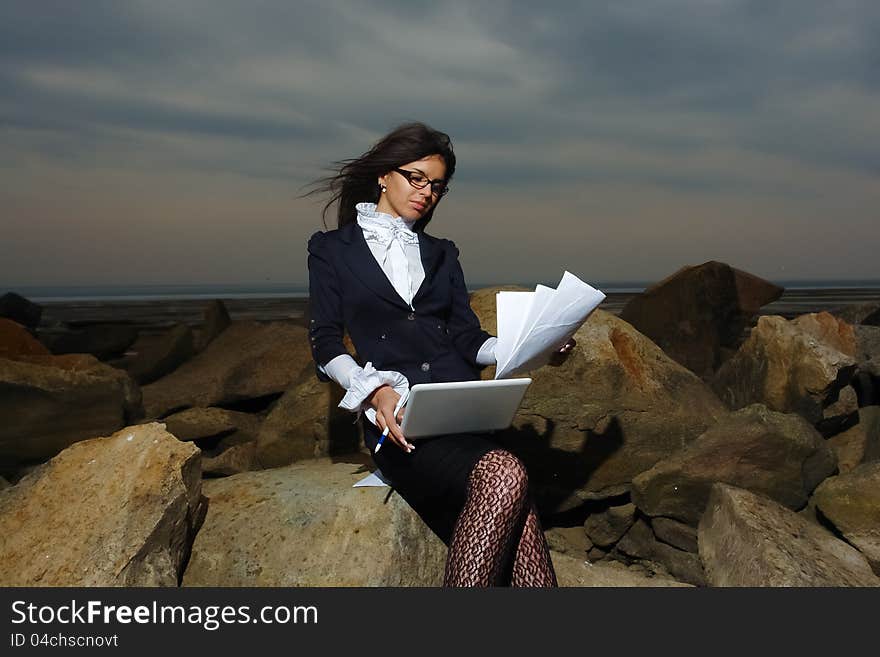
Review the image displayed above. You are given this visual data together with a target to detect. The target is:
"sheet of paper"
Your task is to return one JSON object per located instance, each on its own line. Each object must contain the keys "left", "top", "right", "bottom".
{"left": 495, "top": 290, "right": 533, "bottom": 371}
{"left": 353, "top": 470, "right": 391, "bottom": 487}
{"left": 495, "top": 271, "right": 606, "bottom": 379}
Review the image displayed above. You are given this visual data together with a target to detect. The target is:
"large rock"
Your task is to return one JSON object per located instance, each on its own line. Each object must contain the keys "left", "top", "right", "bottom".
{"left": 583, "top": 503, "right": 637, "bottom": 547}
{"left": 0, "top": 423, "right": 202, "bottom": 586}
{"left": 813, "top": 462, "right": 880, "bottom": 575}
{"left": 824, "top": 405, "right": 880, "bottom": 472}
{"left": 120, "top": 324, "right": 196, "bottom": 385}
{"left": 833, "top": 302, "right": 880, "bottom": 327}
{"left": 615, "top": 518, "right": 706, "bottom": 586}
{"left": 163, "top": 407, "right": 261, "bottom": 442}
{"left": 45, "top": 323, "right": 139, "bottom": 360}
{"left": 0, "top": 354, "right": 143, "bottom": 472}
{"left": 142, "top": 321, "right": 310, "bottom": 418}
{"left": 711, "top": 313, "right": 857, "bottom": 427}
{"left": 0, "top": 292, "right": 42, "bottom": 329}
{"left": 255, "top": 373, "right": 360, "bottom": 468}
{"left": 631, "top": 404, "right": 837, "bottom": 526}
{"left": 483, "top": 306, "right": 728, "bottom": 505}
{"left": 552, "top": 552, "right": 691, "bottom": 587}
{"left": 618, "top": 262, "right": 782, "bottom": 378}
{"left": 182, "top": 459, "right": 447, "bottom": 586}
{"left": 698, "top": 483, "right": 879, "bottom": 587}
{"left": 194, "top": 299, "right": 231, "bottom": 352}
{"left": 0, "top": 318, "right": 50, "bottom": 358}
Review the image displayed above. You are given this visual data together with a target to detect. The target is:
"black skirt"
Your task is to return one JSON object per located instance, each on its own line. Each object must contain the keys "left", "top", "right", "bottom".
{"left": 363, "top": 419, "right": 499, "bottom": 545}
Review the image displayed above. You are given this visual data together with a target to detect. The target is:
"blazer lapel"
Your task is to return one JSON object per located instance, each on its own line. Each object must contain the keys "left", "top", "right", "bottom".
{"left": 412, "top": 232, "right": 445, "bottom": 305}
{"left": 341, "top": 222, "right": 412, "bottom": 311}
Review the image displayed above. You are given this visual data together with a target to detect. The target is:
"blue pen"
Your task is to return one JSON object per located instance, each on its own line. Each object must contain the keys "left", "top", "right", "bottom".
{"left": 374, "top": 390, "right": 409, "bottom": 454}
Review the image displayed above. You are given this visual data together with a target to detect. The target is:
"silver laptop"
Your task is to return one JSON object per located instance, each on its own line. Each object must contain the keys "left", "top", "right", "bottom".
{"left": 399, "top": 378, "right": 532, "bottom": 439}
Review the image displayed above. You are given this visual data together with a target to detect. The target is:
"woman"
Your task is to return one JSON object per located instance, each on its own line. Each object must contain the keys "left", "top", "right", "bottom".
{"left": 307, "top": 122, "right": 569, "bottom": 586}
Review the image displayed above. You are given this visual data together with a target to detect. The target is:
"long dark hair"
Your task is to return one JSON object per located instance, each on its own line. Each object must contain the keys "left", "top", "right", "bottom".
{"left": 308, "top": 122, "right": 456, "bottom": 232}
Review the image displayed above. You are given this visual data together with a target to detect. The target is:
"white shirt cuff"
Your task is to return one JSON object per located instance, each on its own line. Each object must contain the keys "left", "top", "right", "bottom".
{"left": 338, "top": 361, "right": 410, "bottom": 423}
{"left": 476, "top": 337, "right": 498, "bottom": 366}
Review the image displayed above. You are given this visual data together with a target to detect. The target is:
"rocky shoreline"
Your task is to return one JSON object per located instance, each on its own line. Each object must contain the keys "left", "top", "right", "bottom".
{"left": 1, "top": 261, "right": 879, "bottom": 587}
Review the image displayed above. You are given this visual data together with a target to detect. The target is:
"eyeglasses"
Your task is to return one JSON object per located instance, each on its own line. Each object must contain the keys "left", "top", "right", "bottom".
{"left": 393, "top": 168, "right": 449, "bottom": 197}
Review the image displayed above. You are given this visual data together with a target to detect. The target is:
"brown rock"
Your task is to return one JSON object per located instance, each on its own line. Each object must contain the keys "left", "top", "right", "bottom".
{"left": 826, "top": 406, "right": 880, "bottom": 472}
{"left": 0, "top": 355, "right": 143, "bottom": 472}
{"left": 0, "top": 318, "right": 50, "bottom": 358}
{"left": 201, "top": 441, "right": 258, "bottom": 477}
{"left": 488, "top": 308, "right": 727, "bottom": 503}
{"left": 833, "top": 302, "right": 880, "bottom": 327}
{"left": 552, "top": 552, "right": 691, "bottom": 587}
{"left": 195, "top": 300, "right": 231, "bottom": 352}
{"left": 142, "top": 321, "right": 310, "bottom": 418}
{"left": 0, "top": 292, "right": 42, "bottom": 329}
{"left": 698, "top": 483, "right": 879, "bottom": 586}
{"left": 651, "top": 517, "right": 699, "bottom": 553}
{"left": 631, "top": 404, "right": 837, "bottom": 526}
{"left": 616, "top": 519, "right": 706, "bottom": 586}
{"left": 121, "top": 324, "right": 195, "bottom": 385}
{"left": 255, "top": 373, "right": 360, "bottom": 468}
{"left": 618, "top": 262, "right": 783, "bottom": 378}
{"left": 0, "top": 423, "right": 202, "bottom": 586}
{"left": 181, "top": 459, "right": 446, "bottom": 586}
{"left": 813, "top": 463, "right": 880, "bottom": 575}
{"left": 583, "top": 503, "right": 637, "bottom": 547}
{"left": 711, "top": 313, "right": 857, "bottom": 426}
{"left": 45, "top": 323, "right": 139, "bottom": 360}
{"left": 163, "top": 407, "right": 261, "bottom": 442}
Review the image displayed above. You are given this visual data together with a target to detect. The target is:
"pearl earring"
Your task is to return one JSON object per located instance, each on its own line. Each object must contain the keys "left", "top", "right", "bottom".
{"left": 381, "top": 185, "right": 387, "bottom": 193}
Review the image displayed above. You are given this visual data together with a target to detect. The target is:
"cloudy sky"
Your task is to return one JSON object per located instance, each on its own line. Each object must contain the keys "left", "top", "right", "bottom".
{"left": 2, "top": 0, "right": 879, "bottom": 292}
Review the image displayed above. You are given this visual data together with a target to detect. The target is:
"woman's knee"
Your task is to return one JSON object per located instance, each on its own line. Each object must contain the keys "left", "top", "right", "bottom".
{"left": 470, "top": 449, "right": 529, "bottom": 502}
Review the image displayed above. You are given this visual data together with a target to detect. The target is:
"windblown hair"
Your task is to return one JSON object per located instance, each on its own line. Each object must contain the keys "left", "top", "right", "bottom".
{"left": 308, "top": 122, "right": 456, "bottom": 232}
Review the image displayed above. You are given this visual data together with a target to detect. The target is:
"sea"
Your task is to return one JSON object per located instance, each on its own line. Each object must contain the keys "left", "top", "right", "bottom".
{"left": 10, "top": 280, "right": 880, "bottom": 333}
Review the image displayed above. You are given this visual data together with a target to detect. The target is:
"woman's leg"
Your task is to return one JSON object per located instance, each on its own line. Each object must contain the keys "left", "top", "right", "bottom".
{"left": 443, "top": 449, "right": 557, "bottom": 587}
{"left": 511, "top": 500, "right": 557, "bottom": 587}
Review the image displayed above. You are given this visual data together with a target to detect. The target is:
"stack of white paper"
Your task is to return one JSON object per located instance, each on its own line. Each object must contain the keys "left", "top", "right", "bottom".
{"left": 494, "top": 271, "right": 606, "bottom": 379}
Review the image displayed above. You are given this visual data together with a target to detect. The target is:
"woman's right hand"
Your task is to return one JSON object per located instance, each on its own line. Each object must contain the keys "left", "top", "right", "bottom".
{"left": 367, "top": 385, "right": 414, "bottom": 453}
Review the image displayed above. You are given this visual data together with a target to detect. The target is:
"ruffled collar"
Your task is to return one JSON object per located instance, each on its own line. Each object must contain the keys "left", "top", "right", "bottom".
{"left": 356, "top": 202, "right": 419, "bottom": 246}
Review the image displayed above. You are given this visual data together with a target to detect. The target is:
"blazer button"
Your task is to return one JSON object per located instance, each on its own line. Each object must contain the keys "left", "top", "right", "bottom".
{"left": 420, "top": 362, "right": 430, "bottom": 372}
{"left": 407, "top": 312, "right": 415, "bottom": 321}
{"left": 380, "top": 334, "right": 387, "bottom": 340}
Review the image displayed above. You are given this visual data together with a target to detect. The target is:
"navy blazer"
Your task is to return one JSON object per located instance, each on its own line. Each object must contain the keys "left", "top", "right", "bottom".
{"left": 307, "top": 221, "right": 493, "bottom": 387}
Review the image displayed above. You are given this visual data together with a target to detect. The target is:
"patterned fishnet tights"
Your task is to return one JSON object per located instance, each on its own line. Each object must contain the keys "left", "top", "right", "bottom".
{"left": 443, "top": 449, "right": 557, "bottom": 587}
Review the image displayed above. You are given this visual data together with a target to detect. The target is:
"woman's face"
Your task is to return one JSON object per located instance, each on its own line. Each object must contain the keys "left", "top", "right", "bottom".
{"left": 376, "top": 154, "right": 447, "bottom": 221}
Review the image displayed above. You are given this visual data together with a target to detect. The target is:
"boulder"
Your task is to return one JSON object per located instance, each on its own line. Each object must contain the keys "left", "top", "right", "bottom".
{"left": 551, "top": 552, "right": 691, "bottom": 587}
{"left": 854, "top": 326, "right": 880, "bottom": 378}
{"left": 631, "top": 404, "right": 837, "bottom": 526}
{"left": 201, "top": 441, "right": 258, "bottom": 477}
{"left": 142, "top": 321, "right": 310, "bottom": 418}
{"left": 119, "top": 324, "right": 195, "bottom": 385}
{"left": 651, "top": 517, "right": 699, "bottom": 553}
{"left": 583, "top": 503, "right": 637, "bottom": 547}
{"left": 163, "top": 407, "right": 261, "bottom": 443}
{"left": 615, "top": 519, "right": 706, "bottom": 586}
{"left": 618, "top": 262, "right": 783, "bottom": 378}
{"left": 0, "top": 423, "right": 202, "bottom": 586}
{"left": 698, "top": 483, "right": 879, "bottom": 586}
{"left": 255, "top": 373, "right": 360, "bottom": 468}
{"left": 813, "top": 462, "right": 880, "bottom": 575}
{"left": 0, "top": 354, "right": 143, "bottom": 472}
{"left": 45, "top": 323, "right": 139, "bottom": 360}
{"left": 0, "top": 318, "right": 50, "bottom": 358}
{"left": 182, "top": 459, "right": 447, "bottom": 586}
{"left": 194, "top": 299, "right": 231, "bottom": 352}
{"left": 711, "top": 313, "right": 857, "bottom": 427}
{"left": 833, "top": 302, "right": 880, "bottom": 327}
{"left": 824, "top": 404, "right": 879, "bottom": 472}
{"left": 0, "top": 292, "right": 42, "bottom": 329}
{"left": 484, "top": 307, "right": 728, "bottom": 504}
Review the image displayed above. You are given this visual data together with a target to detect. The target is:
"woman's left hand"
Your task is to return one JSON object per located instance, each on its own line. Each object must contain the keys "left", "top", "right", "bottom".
{"left": 548, "top": 337, "right": 576, "bottom": 366}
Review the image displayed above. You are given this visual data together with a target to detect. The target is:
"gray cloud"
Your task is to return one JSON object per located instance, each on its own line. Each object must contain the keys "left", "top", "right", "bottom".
{"left": 1, "top": 0, "right": 879, "bottom": 287}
